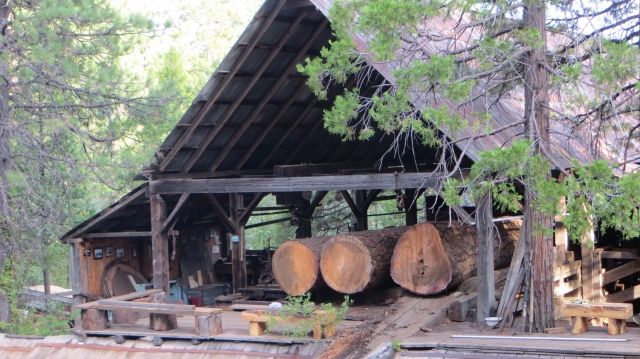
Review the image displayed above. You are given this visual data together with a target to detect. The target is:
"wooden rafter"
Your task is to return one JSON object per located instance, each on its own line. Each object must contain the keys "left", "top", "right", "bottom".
{"left": 155, "top": 0, "right": 288, "bottom": 173}
{"left": 63, "top": 186, "right": 147, "bottom": 240}
{"left": 82, "top": 232, "right": 152, "bottom": 238}
{"left": 161, "top": 192, "right": 190, "bottom": 232}
{"left": 183, "top": 11, "right": 310, "bottom": 174}
{"left": 151, "top": 172, "right": 459, "bottom": 194}
{"left": 259, "top": 97, "right": 319, "bottom": 168}
{"left": 340, "top": 190, "right": 362, "bottom": 218}
{"left": 208, "top": 11, "right": 316, "bottom": 172}
{"left": 206, "top": 193, "right": 239, "bottom": 234}
{"left": 233, "top": 81, "right": 308, "bottom": 170}
{"left": 151, "top": 168, "right": 272, "bottom": 180}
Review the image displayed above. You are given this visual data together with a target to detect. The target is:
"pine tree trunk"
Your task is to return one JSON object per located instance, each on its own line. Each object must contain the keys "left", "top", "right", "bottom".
{"left": 0, "top": 0, "right": 12, "bottom": 324}
{"left": 524, "top": 0, "right": 555, "bottom": 332}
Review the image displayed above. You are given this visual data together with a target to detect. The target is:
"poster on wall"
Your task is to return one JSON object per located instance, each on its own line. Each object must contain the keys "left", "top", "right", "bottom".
{"left": 116, "top": 248, "right": 125, "bottom": 258}
{"left": 210, "top": 228, "right": 219, "bottom": 244}
{"left": 105, "top": 247, "right": 114, "bottom": 257}
{"left": 204, "top": 229, "right": 210, "bottom": 242}
{"left": 212, "top": 245, "right": 220, "bottom": 254}
{"left": 94, "top": 247, "right": 103, "bottom": 260}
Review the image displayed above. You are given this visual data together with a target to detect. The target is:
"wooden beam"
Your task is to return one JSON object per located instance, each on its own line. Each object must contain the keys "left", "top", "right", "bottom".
{"left": 451, "top": 205, "right": 474, "bottom": 225}
{"left": 245, "top": 217, "right": 290, "bottom": 229}
{"left": 150, "top": 194, "right": 170, "bottom": 298}
{"left": 239, "top": 192, "right": 266, "bottom": 224}
{"left": 603, "top": 259, "right": 640, "bottom": 286}
{"left": 233, "top": 83, "right": 308, "bottom": 171}
{"left": 554, "top": 278, "right": 581, "bottom": 296}
{"left": 354, "top": 190, "right": 368, "bottom": 231}
{"left": 363, "top": 189, "right": 381, "bottom": 209}
{"left": 18, "top": 290, "right": 79, "bottom": 303}
{"left": 475, "top": 192, "right": 495, "bottom": 323}
{"left": 82, "top": 232, "right": 152, "bottom": 238}
{"left": 208, "top": 11, "right": 317, "bottom": 172}
{"left": 150, "top": 172, "right": 456, "bottom": 194}
{"left": 600, "top": 250, "right": 640, "bottom": 260}
{"left": 304, "top": 190, "right": 328, "bottom": 217}
{"left": 405, "top": 189, "right": 418, "bottom": 226}
{"left": 340, "top": 190, "right": 362, "bottom": 218}
{"left": 149, "top": 168, "right": 272, "bottom": 181}
{"left": 553, "top": 260, "right": 581, "bottom": 281}
{"left": 205, "top": 194, "right": 238, "bottom": 234}
{"left": 155, "top": 0, "right": 288, "bottom": 173}
{"left": 274, "top": 161, "right": 376, "bottom": 177}
{"left": 105, "top": 289, "right": 163, "bottom": 302}
{"left": 229, "top": 193, "right": 247, "bottom": 293}
{"left": 161, "top": 193, "right": 190, "bottom": 232}
{"left": 63, "top": 186, "right": 146, "bottom": 240}
{"left": 181, "top": 12, "right": 309, "bottom": 174}
{"left": 607, "top": 283, "right": 640, "bottom": 303}
{"left": 284, "top": 0, "right": 313, "bottom": 8}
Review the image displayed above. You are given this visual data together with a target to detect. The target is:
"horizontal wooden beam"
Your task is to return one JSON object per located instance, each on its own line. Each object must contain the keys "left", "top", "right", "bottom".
{"left": 607, "top": 283, "right": 640, "bottom": 303}
{"left": 82, "top": 232, "right": 152, "bottom": 238}
{"left": 274, "top": 161, "right": 376, "bottom": 177}
{"left": 148, "top": 168, "right": 273, "bottom": 181}
{"left": 554, "top": 278, "right": 581, "bottom": 296}
{"left": 18, "top": 290, "right": 79, "bottom": 303}
{"left": 245, "top": 216, "right": 290, "bottom": 229}
{"left": 553, "top": 260, "right": 581, "bottom": 282}
{"left": 63, "top": 186, "right": 147, "bottom": 240}
{"left": 603, "top": 259, "right": 640, "bottom": 286}
{"left": 599, "top": 250, "right": 640, "bottom": 260}
{"left": 150, "top": 172, "right": 454, "bottom": 194}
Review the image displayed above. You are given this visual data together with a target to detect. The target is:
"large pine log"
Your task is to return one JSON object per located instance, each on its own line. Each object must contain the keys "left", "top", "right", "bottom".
{"left": 272, "top": 237, "right": 330, "bottom": 296}
{"left": 391, "top": 221, "right": 520, "bottom": 295}
{"left": 320, "top": 227, "right": 409, "bottom": 294}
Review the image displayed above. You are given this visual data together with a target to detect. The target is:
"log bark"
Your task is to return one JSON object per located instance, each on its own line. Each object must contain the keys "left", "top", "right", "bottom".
{"left": 272, "top": 237, "right": 330, "bottom": 296}
{"left": 391, "top": 221, "right": 520, "bottom": 295}
{"left": 320, "top": 227, "right": 408, "bottom": 294}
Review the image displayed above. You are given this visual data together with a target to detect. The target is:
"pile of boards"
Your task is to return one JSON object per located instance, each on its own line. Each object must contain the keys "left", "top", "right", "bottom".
{"left": 272, "top": 221, "right": 521, "bottom": 296}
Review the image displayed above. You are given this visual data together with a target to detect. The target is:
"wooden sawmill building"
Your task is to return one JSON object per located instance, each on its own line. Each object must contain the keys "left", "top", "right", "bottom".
{"left": 54, "top": 0, "right": 640, "bottom": 355}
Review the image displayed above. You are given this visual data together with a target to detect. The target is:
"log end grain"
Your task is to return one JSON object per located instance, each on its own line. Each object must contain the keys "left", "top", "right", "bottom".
{"left": 391, "top": 223, "right": 452, "bottom": 295}
{"left": 320, "top": 235, "right": 373, "bottom": 294}
{"left": 273, "top": 240, "right": 321, "bottom": 296}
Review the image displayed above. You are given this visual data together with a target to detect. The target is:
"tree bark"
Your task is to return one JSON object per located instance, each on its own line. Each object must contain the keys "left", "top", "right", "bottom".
{"left": 523, "top": 0, "right": 555, "bottom": 332}
{"left": 320, "top": 227, "right": 407, "bottom": 293}
{"left": 391, "top": 221, "right": 519, "bottom": 295}
{"left": 0, "top": 0, "right": 12, "bottom": 323}
{"left": 272, "top": 236, "right": 330, "bottom": 295}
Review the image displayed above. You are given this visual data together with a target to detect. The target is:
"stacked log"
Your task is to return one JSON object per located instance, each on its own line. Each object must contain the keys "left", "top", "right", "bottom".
{"left": 272, "top": 237, "right": 330, "bottom": 296}
{"left": 273, "top": 220, "right": 520, "bottom": 296}
{"left": 319, "top": 227, "right": 408, "bottom": 294}
{"left": 391, "top": 220, "right": 520, "bottom": 295}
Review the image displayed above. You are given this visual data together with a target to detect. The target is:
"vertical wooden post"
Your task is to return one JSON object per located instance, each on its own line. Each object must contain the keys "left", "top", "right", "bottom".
{"left": 295, "top": 197, "right": 312, "bottom": 238}
{"left": 229, "top": 193, "right": 247, "bottom": 293}
{"left": 580, "top": 220, "right": 601, "bottom": 304}
{"left": 69, "top": 238, "right": 85, "bottom": 329}
{"left": 405, "top": 189, "right": 418, "bottom": 226}
{"left": 475, "top": 193, "right": 495, "bottom": 323}
{"left": 150, "top": 193, "right": 170, "bottom": 298}
{"left": 354, "top": 190, "right": 368, "bottom": 231}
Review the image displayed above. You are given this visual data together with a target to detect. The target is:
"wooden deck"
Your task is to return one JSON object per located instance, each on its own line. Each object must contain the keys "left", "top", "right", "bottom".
{"left": 400, "top": 327, "right": 640, "bottom": 358}
{"left": 82, "top": 310, "right": 338, "bottom": 344}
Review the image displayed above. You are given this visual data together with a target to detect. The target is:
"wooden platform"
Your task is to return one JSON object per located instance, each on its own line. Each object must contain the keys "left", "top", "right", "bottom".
{"left": 401, "top": 329, "right": 640, "bottom": 358}
{"left": 80, "top": 309, "right": 337, "bottom": 344}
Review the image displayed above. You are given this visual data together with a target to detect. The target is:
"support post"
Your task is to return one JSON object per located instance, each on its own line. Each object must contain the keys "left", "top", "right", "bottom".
{"left": 150, "top": 193, "right": 170, "bottom": 298}
{"left": 295, "top": 196, "right": 312, "bottom": 238}
{"left": 475, "top": 193, "right": 495, "bottom": 323}
{"left": 354, "top": 190, "right": 368, "bottom": 231}
{"left": 405, "top": 189, "right": 418, "bottom": 226}
{"left": 580, "top": 220, "right": 601, "bottom": 304}
{"left": 229, "top": 193, "right": 247, "bottom": 293}
{"left": 69, "top": 238, "right": 85, "bottom": 329}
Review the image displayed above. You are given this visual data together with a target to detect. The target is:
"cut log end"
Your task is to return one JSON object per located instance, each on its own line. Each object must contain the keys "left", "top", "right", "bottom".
{"left": 272, "top": 240, "right": 321, "bottom": 296}
{"left": 391, "top": 223, "right": 452, "bottom": 295}
{"left": 320, "top": 235, "right": 373, "bottom": 294}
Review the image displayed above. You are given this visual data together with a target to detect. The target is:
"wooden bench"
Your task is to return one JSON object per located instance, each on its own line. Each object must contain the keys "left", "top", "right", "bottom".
{"left": 241, "top": 309, "right": 335, "bottom": 339}
{"left": 75, "top": 290, "right": 223, "bottom": 337}
{"left": 564, "top": 302, "right": 632, "bottom": 335}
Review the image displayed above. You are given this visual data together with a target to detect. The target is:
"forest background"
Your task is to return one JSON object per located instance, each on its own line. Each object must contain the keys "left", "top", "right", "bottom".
{"left": 0, "top": 0, "right": 413, "bottom": 333}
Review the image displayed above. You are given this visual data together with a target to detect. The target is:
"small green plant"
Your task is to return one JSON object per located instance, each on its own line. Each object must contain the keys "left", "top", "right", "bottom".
{"left": 266, "top": 293, "right": 352, "bottom": 338}
{"left": 392, "top": 338, "right": 402, "bottom": 352}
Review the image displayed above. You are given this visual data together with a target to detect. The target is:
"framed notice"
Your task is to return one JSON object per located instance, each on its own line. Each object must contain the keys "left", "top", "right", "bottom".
{"left": 105, "top": 247, "right": 114, "bottom": 257}
{"left": 93, "top": 247, "right": 103, "bottom": 260}
{"left": 116, "top": 247, "right": 125, "bottom": 258}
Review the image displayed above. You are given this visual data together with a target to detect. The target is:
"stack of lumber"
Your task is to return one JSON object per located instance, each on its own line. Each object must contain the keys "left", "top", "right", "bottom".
{"left": 273, "top": 221, "right": 520, "bottom": 296}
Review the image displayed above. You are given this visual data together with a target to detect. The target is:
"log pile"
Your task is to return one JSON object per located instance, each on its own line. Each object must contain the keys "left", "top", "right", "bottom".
{"left": 273, "top": 220, "right": 521, "bottom": 297}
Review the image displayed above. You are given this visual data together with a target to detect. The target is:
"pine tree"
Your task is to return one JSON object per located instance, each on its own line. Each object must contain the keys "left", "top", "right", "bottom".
{"left": 0, "top": 0, "right": 171, "bottom": 321}
{"left": 300, "top": 0, "right": 640, "bottom": 332}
